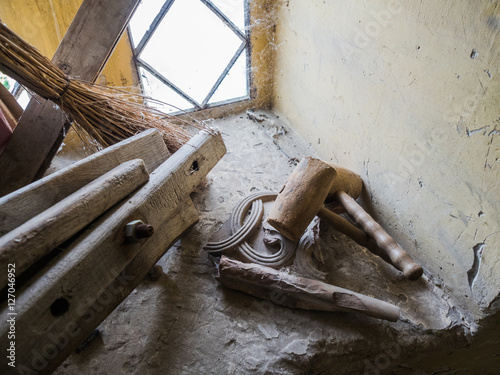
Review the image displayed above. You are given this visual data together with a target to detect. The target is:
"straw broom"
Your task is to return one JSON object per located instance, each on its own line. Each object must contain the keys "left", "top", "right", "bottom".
{"left": 0, "top": 22, "right": 209, "bottom": 152}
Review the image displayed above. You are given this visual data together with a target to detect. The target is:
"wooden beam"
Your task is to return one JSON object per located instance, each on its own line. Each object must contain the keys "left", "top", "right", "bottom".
{"left": 0, "top": 129, "right": 169, "bottom": 236}
{"left": 0, "top": 131, "right": 226, "bottom": 374}
{"left": 0, "top": 158, "right": 150, "bottom": 290}
{"left": 28, "top": 197, "right": 199, "bottom": 374}
{"left": 0, "top": 0, "right": 141, "bottom": 197}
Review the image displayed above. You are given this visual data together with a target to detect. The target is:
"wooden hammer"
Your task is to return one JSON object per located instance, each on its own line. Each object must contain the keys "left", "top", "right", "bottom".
{"left": 267, "top": 157, "right": 423, "bottom": 280}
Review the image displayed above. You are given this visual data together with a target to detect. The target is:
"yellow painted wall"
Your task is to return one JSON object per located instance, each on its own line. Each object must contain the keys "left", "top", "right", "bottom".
{"left": 273, "top": 0, "right": 500, "bottom": 318}
{"left": 0, "top": 0, "right": 139, "bottom": 87}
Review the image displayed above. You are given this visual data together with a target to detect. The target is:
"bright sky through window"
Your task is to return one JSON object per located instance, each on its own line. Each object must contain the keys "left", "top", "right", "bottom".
{"left": 129, "top": 0, "right": 249, "bottom": 113}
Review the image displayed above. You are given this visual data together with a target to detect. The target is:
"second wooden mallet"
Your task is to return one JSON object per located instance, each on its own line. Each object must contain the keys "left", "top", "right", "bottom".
{"left": 267, "top": 157, "right": 423, "bottom": 280}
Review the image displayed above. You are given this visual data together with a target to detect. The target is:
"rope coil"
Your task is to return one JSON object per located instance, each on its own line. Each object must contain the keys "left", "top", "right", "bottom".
{"left": 205, "top": 191, "right": 297, "bottom": 268}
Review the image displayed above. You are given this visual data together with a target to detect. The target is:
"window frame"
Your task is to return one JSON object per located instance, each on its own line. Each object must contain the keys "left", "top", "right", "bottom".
{"left": 129, "top": 0, "right": 252, "bottom": 113}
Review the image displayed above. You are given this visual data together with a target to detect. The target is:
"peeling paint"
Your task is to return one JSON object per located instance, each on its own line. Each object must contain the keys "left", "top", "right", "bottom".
{"left": 488, "top": 128, "right": 500, "bottom": 136}
{"left": 467, "top": 242, "right": 485, "bottom": 288}
{"left": 466, "top": 125, "right": 490, "bottom": 137}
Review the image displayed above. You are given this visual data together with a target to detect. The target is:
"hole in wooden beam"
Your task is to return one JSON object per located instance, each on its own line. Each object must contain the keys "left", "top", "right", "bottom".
{"left": 50, "top": 297, "right": 70, "bottom": 317}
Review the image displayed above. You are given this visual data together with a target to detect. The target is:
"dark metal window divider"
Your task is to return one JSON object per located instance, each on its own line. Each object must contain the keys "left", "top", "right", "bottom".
{"left": 199, "top": 0, "right": 246, "bottom": 41}
{"left": 243, "top": 0, "right": 252, "bottom": 97}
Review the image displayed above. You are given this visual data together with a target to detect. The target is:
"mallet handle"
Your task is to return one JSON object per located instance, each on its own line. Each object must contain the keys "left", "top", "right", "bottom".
{"left": 334, "top": 190, "right": 423, "bottom": 280}
{"left": 317, "top": 207, "right": 393, "bottom": 264}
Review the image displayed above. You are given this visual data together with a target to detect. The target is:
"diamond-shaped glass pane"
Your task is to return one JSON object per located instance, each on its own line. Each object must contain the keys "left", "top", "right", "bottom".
{"left": 139, "top": 67, "right": 194, "bottom": 113}
{"left": 17, "top": 89, "right": 31, "bottom": 109}
{"left": 129, "top": 0, "right": 167, "bottom": 47}
{"left": 209, "top": 49, "right": 247, "bottom": 104}
{"left": 139, "top": 0, "right": 242, "bottom": 104}
{"left": 210, "top": 0, "right": 245, "bottom": 31}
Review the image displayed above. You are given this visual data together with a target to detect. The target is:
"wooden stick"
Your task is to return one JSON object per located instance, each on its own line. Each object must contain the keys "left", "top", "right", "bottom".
{"left": 335, "top": 190, "right": 423, "bottom": 280}
{"left": 0, "top": 159, "right": 150, "bottom": 289}
{"left": 217, "top": 256, "right": 400, "bottom": 322}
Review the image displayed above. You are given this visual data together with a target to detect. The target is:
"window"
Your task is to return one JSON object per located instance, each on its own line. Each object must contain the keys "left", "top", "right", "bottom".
{"left": 1, "top": 72, "right": 31, "bottom": 109}
{"left": 128, "top": 0, "right": 251, "bottom": 114}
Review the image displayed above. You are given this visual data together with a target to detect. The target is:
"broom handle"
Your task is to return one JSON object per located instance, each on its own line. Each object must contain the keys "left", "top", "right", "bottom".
{"left": 334, "top": 190, "right": 423, "bottom": 280}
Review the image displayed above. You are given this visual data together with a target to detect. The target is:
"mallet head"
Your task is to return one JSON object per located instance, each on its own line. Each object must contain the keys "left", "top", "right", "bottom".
{"left": 267, "top": 157, "right": 337, "bottom": 242}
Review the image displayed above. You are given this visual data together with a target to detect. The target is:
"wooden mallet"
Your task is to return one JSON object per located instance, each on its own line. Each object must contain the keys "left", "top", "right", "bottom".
{"left": 267, "top": 157, "right": 423, "bottom": 280}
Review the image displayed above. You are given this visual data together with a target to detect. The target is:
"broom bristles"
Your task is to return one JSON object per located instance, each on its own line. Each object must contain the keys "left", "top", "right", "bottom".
{"left": 0, "top": 22, "right": 210, "bottom": 153}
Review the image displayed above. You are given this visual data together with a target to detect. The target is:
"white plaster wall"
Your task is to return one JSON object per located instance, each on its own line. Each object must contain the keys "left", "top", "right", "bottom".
{"left": 273, "top": 0, "right": 500, "bottom": 317}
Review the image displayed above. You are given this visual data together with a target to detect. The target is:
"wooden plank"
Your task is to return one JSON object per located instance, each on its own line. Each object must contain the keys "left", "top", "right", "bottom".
{"left": 0, "top": 129, "right": 169, "bottom": 236}
{"left": 0, "top": 0, "right": 142, "bottom": 196}
{"left": 0, "top": 100, "right": 69, "bottom": 195}
{"left": 0, "top": 159, "right": 150, "bottom": 290}
{"left": 25, "top": 197, "right": 198, "bottom": 375}
{"left": 52, "top": 1, "right": 139, "bottom": 82}
{"left": 0, "top": 131, "right": 226, "bottom": 374}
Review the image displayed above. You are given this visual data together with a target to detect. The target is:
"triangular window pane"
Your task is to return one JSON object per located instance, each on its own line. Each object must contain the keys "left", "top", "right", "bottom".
{"left": 209, "top": 49, "right": 248, "bottom": 104}
{"left": 140, "top": 67, "right": 194, "bottom": 113}
{"left": 209, "top": 0, "right": 245, "bottom": 32}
